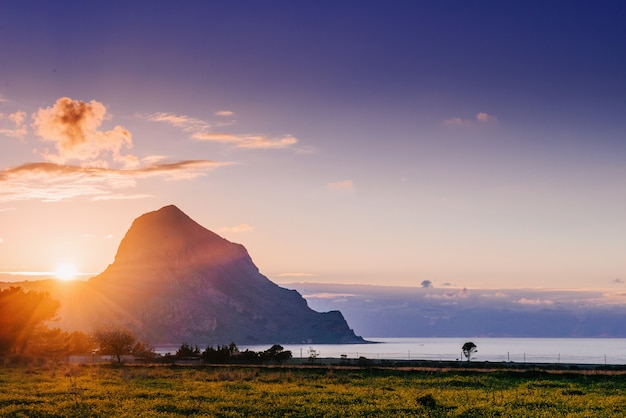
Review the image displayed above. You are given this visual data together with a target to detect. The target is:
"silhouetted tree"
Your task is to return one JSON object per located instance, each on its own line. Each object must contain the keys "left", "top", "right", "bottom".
{"left": 238, "top": 349, "right": 261, "bottom": 364}
{"left": 202, "top": 344, "right": 233, "bottom": 363}
{"left": 176, "top": 342, "right": 200, "bottom": 358}
{"left": 261, "top": 344, "right": 292, "bottom": 364}
{"left": 0, "top": 287, "right": 60, "bottom": 357}
{"left": 93, "top": 327, "right": 136, "bottom": 364}
{"left": 462, "top": 341, "right": 477, "bottom": 362}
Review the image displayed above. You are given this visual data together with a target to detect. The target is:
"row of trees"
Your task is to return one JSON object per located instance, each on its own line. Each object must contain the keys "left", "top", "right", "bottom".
{"left": 170, "top": 342, "right": 292, "bottom": 364}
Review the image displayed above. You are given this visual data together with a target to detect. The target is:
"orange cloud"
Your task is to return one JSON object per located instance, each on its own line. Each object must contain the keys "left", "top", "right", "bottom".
{"left": 32, "top": 97, "right": 137, "bottom": 167}
{"left": 0, "top": 111, "right": 28, "bottom": 139}
{"left": 147, "top": 112, "right": 210, "bottom": 131}
{"left": 193, "top": 132, "right": 299, "bottom": 149}
{"left": 0, "top": 160, "right": 232, "bottom": 202}
{"left": 239, "top": 135, "right": 298, "bottom": 149}
{"left": 146, "top": 109, "right": 300, "bottom": 151}
{"left": 192, "top": 132, "right": 242, "bottom": 143}
{"left": 327, "top": 179, "right": 354, "bottom": 191}
{"left": 476, "top": 112, "right": 495, "bottom": 123}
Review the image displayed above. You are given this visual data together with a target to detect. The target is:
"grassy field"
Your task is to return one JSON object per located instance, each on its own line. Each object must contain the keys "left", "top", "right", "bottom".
{"left": 1, "top": 364, "right": 625, "bottom": 417}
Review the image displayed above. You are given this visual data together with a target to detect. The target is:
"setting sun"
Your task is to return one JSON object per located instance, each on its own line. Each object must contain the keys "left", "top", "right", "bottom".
{"left": 54, "top": 262, "right": 78, "bottom": 281}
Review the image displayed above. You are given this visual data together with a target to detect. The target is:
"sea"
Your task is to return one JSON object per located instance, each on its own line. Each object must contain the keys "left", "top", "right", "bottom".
{"left": 231, "top": 338, "right": 626, "bottom": 365}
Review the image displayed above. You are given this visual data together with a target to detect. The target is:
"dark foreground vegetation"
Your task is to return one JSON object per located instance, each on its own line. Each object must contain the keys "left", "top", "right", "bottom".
{"left": 1, "top": 363, "right": 626, "bottom": 417}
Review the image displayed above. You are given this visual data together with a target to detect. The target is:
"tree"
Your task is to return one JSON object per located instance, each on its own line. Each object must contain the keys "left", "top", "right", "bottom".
{"left": 0, "top": 287, "right": 60, "bottom": 357}
{"left": 462, "top": 341, "right": 477, "bottom": 362}
{"left": 93, "top": 327, "right": 136, "bottom": 364}
{"left": 175, "top": 342, "right": 200, "bottom": 358}
{"left": 262, "top": 344, "right": 292, "bottom": 364}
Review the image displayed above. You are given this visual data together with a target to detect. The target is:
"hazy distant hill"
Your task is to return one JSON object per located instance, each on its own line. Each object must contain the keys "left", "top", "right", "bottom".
{"left": 5, "top": 206, "right": 365, "bottom": 345}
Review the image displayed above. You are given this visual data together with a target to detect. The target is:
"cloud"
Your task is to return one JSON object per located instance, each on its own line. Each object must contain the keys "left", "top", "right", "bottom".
{"left": 421, "top": 280, "right": 433, "bottom": 288}
{"left": 0, "top": 111, "right": 28, "bottom": 139}
{"left": 147, "top": 112, "right": 210, "bottom": 132}
{"left": 32, "top": 97, "right": 137, "bottom": 168}
{"left": 193, "top": 132, "right": 299, "bottom": 149}
{"left": 517, "top": 298, "right": 554, "bottom": 305}
{"left": 301, "top": 292, "right": 356, "bottom": 299}
{"left": 444, "top": 112, "right": 497, "bottom": 127}
{"left": 276, "top": 273, "right": 318, "bottom": 278}
{"left": 476, "top": 112, "right": 496, "bottom": 123}
{"left": 146, "top": 109, "right": 300, "bottom": 151}
{"left": 219, "top": 224, "right": 255, "bottom": 233}
{"left": 327, "top": 179, "right": 354, "bottom": 191}
{"left": 612, "top": 278, "right": 624, "bottom": 284}
{"left": 238, "top": 135, "right": 298, "bottom": 149}
{"left": 0, "top": 160, "right": 232, "bottom": 202}
{"left": 482, "top": 291, "right": 508, "bottom": 298}
{"left": 192, "top": 132, "right": 242, "bottom": 143}
{"left": 444, "top": 117, "right": 471, "bottom": 127}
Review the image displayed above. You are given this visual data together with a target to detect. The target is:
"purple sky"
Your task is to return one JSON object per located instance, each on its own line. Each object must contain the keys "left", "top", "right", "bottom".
{"left": 1, "top": 1, "right": 625, "bottom": 289}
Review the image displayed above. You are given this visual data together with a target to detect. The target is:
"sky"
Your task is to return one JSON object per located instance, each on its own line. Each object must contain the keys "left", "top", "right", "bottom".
{"left": 1, "top": 1, "right": 625, "bottom": 290}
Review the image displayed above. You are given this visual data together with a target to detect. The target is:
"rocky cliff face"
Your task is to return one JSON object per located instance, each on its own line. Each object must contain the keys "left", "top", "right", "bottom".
{"left": 80, "top": 205, "right": 364, "bottom": 345}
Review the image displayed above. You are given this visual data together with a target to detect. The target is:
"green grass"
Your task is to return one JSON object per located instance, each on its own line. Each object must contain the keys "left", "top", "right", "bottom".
{"left": 1, "top": 364, "right": 625, "bottom": 417}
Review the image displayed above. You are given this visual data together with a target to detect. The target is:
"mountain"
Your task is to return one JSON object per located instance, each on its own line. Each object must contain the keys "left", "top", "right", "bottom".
{"left": 60, "top": 205, "right": 365, "bottom": 345}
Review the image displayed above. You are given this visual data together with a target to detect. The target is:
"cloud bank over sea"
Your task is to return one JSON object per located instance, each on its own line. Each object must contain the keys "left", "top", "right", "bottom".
{"left": 287, "top": 283, "right": 626, "bottom": 338}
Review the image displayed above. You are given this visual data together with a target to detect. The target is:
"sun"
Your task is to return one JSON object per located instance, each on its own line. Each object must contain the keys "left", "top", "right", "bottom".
{"left": 54, "top": 262, "right": 78, "bottom": 281}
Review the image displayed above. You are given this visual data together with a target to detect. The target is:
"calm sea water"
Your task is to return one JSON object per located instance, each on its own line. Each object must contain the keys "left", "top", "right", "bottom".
{"left": 235, "top": 338, "right": 626, "bottom": 365}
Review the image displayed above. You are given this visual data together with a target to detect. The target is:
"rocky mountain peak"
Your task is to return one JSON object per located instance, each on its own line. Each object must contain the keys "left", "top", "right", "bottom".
{"left": 82, "top": 205, "right": 365, "bottom": 345}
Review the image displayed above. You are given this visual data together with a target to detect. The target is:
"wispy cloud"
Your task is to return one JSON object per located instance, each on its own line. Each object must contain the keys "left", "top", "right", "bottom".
{"left": 219, "top": 223, "right": 255, "bottom": 233}
{"left": 192, "top": 132, "right": 242, "bottom": 143}
{"left": 147, "top": 112, "right": 210, "bottom": 132}
{"left": 0, "top": 160, "right": 233, "bottom": 202}
{"left": 146, "top": 110, "right": 300, "bottom": 151}
{"left": 277, "top": 273, "right": 318, "bottom": 278}
{"left": 444, "top": 112, "right": 497, "bottom": 127}
{"left": 0, "top": 111, "right": 28, "bottom": 139}
{"left": 327, "top": 179, "right": 354, "bottom": 191}
{"left": 193, "top": 132, "right": 299, "bottom": 149}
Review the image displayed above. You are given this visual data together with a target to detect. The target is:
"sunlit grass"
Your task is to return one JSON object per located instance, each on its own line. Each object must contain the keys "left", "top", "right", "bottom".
{"left": 0, "top": 365, "right": 625, "bottom": 417}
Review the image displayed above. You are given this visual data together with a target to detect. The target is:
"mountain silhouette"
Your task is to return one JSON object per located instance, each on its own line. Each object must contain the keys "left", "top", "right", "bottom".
{"left": 72, "top": 205, "right": 365, "bottom": 345}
